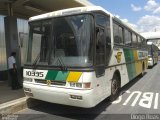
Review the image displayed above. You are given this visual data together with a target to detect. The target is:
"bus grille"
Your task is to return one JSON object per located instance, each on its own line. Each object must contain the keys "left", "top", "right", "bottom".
{"left": 35, "top": 79, "right": 66, "bottom": 86}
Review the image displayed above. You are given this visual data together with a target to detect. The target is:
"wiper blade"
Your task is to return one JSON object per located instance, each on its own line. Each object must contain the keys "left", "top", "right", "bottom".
{"left": 57, "top": 57, "right": 67, "bottom": 71}
{"left": 33, "top": 53, "right": 40, "bottom": 69}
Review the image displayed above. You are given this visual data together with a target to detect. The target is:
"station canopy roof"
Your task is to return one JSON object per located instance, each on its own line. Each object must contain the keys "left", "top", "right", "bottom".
{"left": 0, "top": 0, "right": 94, "bottom": 19}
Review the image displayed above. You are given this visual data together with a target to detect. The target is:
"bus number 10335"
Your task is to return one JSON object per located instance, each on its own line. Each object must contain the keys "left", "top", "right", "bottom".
{"left": 26, "top": 71, "right": 44, "bottom": 77}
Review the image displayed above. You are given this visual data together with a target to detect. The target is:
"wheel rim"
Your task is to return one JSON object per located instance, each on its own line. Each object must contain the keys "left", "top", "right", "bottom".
{"left": 112, "top": 79, "right": 118, "bottom": 95}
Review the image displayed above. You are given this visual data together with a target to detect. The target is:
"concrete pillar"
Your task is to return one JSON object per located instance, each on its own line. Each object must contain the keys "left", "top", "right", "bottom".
{"left": 4, "top": 16, "right": 22, "bottom": 86}
{"left": 7, "top": 3, "right": 13, "bottom": 16}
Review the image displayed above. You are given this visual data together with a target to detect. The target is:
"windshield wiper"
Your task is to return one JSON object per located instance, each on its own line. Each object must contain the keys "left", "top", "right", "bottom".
{"left": 33, "top": 53, "right": 40, "bottom": 69}
{"left": 57, "top": 57, "right": 67, "bottom": 71}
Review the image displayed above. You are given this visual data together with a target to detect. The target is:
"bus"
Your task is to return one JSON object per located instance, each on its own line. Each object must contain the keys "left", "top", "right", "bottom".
{"left": 147, "top": 42, "right": 159, "bottom": 67}
{"left": 141, "top": 32, "right": 160, "bottom": 63}
{"left": 23, "top": 6, "right": 148, "bottom": 108}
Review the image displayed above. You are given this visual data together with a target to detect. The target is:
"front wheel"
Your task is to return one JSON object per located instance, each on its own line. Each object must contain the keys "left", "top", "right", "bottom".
{"left": 110, "top": 74, "right": 120, "bottom": 102}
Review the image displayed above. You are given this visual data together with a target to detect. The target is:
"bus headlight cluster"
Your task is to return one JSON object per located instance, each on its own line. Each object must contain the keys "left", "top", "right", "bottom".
{"left": 70, "top": 83, "right": 82, "bottom": 88}
{"left": 23, "top": 77, "right": 32, "bottom": 82}
{"left": 69, "top": 82, "right": 91, "bottom": 88}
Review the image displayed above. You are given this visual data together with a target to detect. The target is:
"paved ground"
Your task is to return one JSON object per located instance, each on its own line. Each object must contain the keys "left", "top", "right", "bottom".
{"left": 15, "top": 63, "right": 160, "bottom": 120}
{"left": 0, "top": 81, "right": 25, "bottom": 104}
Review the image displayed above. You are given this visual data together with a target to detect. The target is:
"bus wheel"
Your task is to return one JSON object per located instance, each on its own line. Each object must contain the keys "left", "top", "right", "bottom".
{"left": 110, "top": 74, "right": 120, "bottom": 102}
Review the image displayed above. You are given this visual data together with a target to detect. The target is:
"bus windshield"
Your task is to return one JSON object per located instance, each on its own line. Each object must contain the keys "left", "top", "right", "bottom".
{"left": 26, "top": 14, "right": 93, "bottom": 68}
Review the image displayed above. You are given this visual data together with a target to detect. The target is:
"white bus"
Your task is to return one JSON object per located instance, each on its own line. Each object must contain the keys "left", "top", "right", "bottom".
{"left": 147, "top": 42, "right": 159, "bottom": 67}
{"left": 23, "top": 6, "right": 148, "bottom": 108}
{"left": 141, "top": 32, "right": 160, "bottom": 66}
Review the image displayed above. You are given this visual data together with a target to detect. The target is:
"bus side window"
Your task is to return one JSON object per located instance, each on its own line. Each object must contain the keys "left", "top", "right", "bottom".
{"left": 132, "top": 33, "right": 137, "bottom": 48}
{"left": 124, "top": 29, "right": 132, "bottom": 46}
{"left": 113, "top": 22, "right": 123, "bottom": 45}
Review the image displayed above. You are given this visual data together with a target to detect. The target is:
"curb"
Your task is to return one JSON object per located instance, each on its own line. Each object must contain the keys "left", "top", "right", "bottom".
{"left": 0, "top": 97, "right": 44, "bottom": 114}
{"left": 0, "top": 97, "right": 28, "bottom": 114}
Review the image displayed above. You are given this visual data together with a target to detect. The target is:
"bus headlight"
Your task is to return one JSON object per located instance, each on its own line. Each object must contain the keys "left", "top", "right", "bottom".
{"left": 70, "top": 82, "right": 76, "bottom": 87}
{"left": 69, "top": 82, "right": 91, "bottom": 88}
{"left": 76, "top": 83, "right": 82, "bottom": 88}
{"left": 23, "top": 78, "right": 32, "bottom": 82}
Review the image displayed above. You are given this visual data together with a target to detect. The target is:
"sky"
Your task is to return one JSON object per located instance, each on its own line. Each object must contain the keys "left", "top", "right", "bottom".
{"left": 90, "top": 0, "right": 160, "bottom": 32}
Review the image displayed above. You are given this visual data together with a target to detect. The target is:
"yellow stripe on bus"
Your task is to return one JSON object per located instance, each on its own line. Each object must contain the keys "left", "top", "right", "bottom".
{"left": 133, "top": 50, "right": 142, "bottom": 75}
{"left": 67, "top": 72, "right": 82, "bottom": 82}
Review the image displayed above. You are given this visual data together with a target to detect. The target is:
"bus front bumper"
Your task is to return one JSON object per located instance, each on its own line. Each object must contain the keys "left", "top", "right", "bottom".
{"left": 23, "top": 83, "right": 96, "bottom": 108}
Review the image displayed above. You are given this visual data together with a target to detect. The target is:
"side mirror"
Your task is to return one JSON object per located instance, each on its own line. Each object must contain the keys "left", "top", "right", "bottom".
{"left": 95, "top": 65, "right": 105, "bottom": 78}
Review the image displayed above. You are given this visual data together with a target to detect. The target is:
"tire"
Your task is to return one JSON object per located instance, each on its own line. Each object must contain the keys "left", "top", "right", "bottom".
{"left": 110, "top": 74, "right": 120, "bottom": 102}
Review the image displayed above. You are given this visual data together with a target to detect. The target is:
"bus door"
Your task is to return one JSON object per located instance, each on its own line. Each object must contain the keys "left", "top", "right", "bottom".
{"left": 95, "top": 26, "right": 105, "bottom": 77}
{"left": 95, "top": 14, "right": 110, "bottom": 98}
{"left": 95, "top": 14, "right": 111, "bottom": 97}
{"left": 95, "top": 14, "right": 111, "bottom": 77}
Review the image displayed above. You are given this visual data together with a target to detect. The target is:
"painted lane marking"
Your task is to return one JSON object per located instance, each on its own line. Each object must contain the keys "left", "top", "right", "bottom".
{"left": 139, "top": 92, "right": 154, "bottom": 108}
{"left": 112, "top": 90, "right": 130, "bottom": 104}
{"left": 123, "top": 91, "right": 142, "bottom": 106}
{"left": 154, "top": 93, "right": 159, "bottom": 109}
{"left": 112, "top": 90, "right": 159, "bottom": 109}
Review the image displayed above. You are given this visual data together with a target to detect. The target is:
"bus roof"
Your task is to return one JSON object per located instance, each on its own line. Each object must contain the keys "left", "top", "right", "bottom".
{"left": 141, "top": 32, "right": 160, "bottom": 39}
{"left": 29, "top": 6, "right": 112, "bottom": 21}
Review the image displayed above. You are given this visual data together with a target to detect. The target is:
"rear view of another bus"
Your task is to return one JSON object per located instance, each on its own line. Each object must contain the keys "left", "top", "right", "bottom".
{"left": 141, "top": 32, "right": 160, "bottom": 67}
{"left": 147, "top": 42, "right": 159, "bottom": 67}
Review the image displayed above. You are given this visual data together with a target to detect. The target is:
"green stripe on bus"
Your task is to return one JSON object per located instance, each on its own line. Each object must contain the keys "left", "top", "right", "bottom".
{"left": 55, "top": 71, "right": 69, "bottom": 81}
{"left": 123, "top": 48, "right": 136, "bottom": 81}
{"left": 45, "top": 70, "right": 69, "bottom": 81}
{"left": 45, "top": 70, "right": 58, "bottom": 80}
